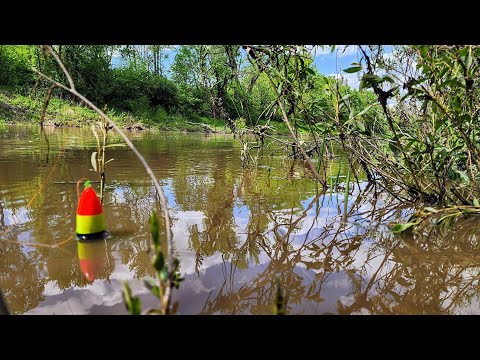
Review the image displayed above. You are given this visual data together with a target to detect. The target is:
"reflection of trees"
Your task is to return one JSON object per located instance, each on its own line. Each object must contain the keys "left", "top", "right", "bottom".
{"left": 0, "top": 244, "right": 46, "bottom": 314}
{"left": 186, "top": 156, "right": 321, "bottom": 273}
{"left": 6, "top": 126, "right": 480, "bottom": 315}
{"left": 339, "top": 217, "right": 480, "bottom": 315}
{"left": 198, "top": 184, "right": 480, "bottom": 314}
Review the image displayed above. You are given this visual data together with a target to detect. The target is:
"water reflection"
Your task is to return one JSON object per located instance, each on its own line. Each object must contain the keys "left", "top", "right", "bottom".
{"left": 77, "top": 239, "right": 110, "bottom": 282}
{"left": 1, "top": 125, "right": 480, "bottom": 314}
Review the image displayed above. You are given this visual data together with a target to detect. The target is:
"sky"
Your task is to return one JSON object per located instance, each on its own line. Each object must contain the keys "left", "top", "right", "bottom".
{"left": 113, "top": 45, "right": 394, "bottom": 89}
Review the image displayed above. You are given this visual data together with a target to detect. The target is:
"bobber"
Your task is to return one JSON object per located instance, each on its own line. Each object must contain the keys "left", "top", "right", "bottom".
{"left": 76, "top": 180, "right": 106, "bottom": 240}
{"left": 77, "top": 239, "right": 106, "bottom": 282}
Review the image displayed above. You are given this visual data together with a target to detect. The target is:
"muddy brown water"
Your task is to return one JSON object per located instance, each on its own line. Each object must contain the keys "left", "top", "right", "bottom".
{"left": 1, "top": 124, "right": 480, "bottom": 314}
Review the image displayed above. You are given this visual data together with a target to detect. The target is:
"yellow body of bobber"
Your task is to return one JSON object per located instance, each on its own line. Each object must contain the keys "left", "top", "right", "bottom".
{"left": 76, "top": 182, "right": 106, "bottom": 239}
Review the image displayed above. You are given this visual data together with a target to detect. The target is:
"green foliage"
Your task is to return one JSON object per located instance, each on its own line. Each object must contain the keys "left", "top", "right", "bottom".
{"left": 122, "top": 211, "right": 183, "bottom": 315}
{"left": 122, "top": 282, "right": 141, "bottom": 315}
{"left": 390, "top": 223, "right": 416, "bottom": 233}
{"left": 0, "top": 45, "right": 37, "bottom": 89}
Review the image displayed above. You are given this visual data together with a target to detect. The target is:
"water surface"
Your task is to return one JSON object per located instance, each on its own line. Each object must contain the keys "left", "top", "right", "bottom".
{"left": 1, "top": 125, "right": 480, "bottom": 314}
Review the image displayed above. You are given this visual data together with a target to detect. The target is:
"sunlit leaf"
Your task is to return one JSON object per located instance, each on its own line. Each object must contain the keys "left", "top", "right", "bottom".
{"left": 465, "top": 46, "right": 472, "bottom": 70}
{"left": 343, "top": 66, "right": 362, "bottom": 74}
{"left": 390, "top": 222, "right": 416, "bottom": 233}
{"left": 90, "top": 152, "right": 97, "bottom": 172}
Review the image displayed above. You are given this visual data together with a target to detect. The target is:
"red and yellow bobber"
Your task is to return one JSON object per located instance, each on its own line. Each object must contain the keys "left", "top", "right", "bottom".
{"left": 76, "top": 180, "right": 107, "bottom": 240}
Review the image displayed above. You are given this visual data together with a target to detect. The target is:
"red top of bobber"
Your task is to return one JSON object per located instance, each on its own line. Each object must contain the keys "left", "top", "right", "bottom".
{"left": 77, "top": 184, "right": 103, "bottom": 216}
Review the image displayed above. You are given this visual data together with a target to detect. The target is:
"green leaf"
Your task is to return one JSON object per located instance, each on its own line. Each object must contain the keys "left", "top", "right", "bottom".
{"left": 424, "top": 207, "right": 439, "bottom": 213}
{"left": 362, "top": 74, "right": 383, "bottom": 84}
{"left": 466, "top": 46, "right": 472, "bottom": 70}
{"left": 90, "top": 152, "right": 97, "bottom": 172}
{"left": 153, "top": 252, "right": 165, "bottom": 272}
{"left": 355, "top": 105, "right": 373, "bottom": 118}
{"left": 160, "top": 268, "right": 168, "bottom": 283}
{"left": 143, "top": 279, "right": 161, "bottom": 298}
{"left": 419, "top": 46, "right": 428, "bottom": 59}
{"left": 390, "top": 222, "right": 416, "bottom": 233}
{"left": 359, "top": 74, "right": 383, "bottom": 90}
{"left": 457, "top": 170, "right": 470, "bottom": 185}
{"left": 382, "top": 75, "right": 395, "bottom": 83}
{"left": 343, "top": 66, "right": 362, "bottom": 73}
{"left": 130, "top": 297, "right": 141, "bottom": 315}
{"left": 122, "top": 282, "right": 141, "bottom": 315}
{"left": 436, "top": 214, "right": 454, "bottom": 226}
{"left": 473, "top": 198, "right": 480, "bottom": 207}
{"left": 355, "top": 120, "right": 365, "bottom": 132}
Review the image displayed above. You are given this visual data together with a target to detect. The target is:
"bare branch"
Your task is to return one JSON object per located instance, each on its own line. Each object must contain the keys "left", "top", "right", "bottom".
{"left": 35, "top": 45, "right": 175, "bottom": 313}
{"left": 45, "top": 46, "right": 76, "bottom": 91}
{"left": 40, "top": 84, "right": 56, "bottom": 126}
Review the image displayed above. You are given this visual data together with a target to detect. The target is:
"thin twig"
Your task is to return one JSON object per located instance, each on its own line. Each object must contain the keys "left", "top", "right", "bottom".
{"left": 43, "top": 45, "right": 75, "bottom": 91}
{"left": 34, "top": 45, "right": 175, "bottom": 313}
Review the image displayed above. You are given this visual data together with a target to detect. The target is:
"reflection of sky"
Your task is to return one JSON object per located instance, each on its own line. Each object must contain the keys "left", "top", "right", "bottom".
{"left": 18, "top": 178, "right": 480, "bottom": 315}
{"left": 5, "top": 127, "right": 480, "bottom": 315}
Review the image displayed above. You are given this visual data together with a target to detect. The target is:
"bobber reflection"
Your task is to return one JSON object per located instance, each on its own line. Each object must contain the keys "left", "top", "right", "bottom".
{"left": 77, "top": 239, "right": 107, "bottom": 282}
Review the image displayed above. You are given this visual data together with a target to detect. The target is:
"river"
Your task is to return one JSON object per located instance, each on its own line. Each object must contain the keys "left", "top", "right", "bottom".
{"left": 1, "top": 125, "right": 480, "bottom": 314}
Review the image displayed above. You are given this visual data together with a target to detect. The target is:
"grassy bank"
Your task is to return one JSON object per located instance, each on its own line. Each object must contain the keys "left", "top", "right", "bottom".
{"left": 0, "top": 88, "right": 291, "bottom": 134}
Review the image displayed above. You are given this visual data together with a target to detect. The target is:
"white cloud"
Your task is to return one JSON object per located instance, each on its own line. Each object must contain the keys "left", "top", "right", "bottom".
{"left": 311, "top": 45, "right": 359, "bottom": 58}
{"left": 328, "top": 72, "right": 361, "bottom": 89}
{"left": 163, "top": 45, "right": 178, "bottom": 53}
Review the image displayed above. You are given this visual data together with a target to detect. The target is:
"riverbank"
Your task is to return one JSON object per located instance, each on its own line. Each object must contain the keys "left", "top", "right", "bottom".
{"left": 0, "top": 89, "right": 291, "bottom": 135}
